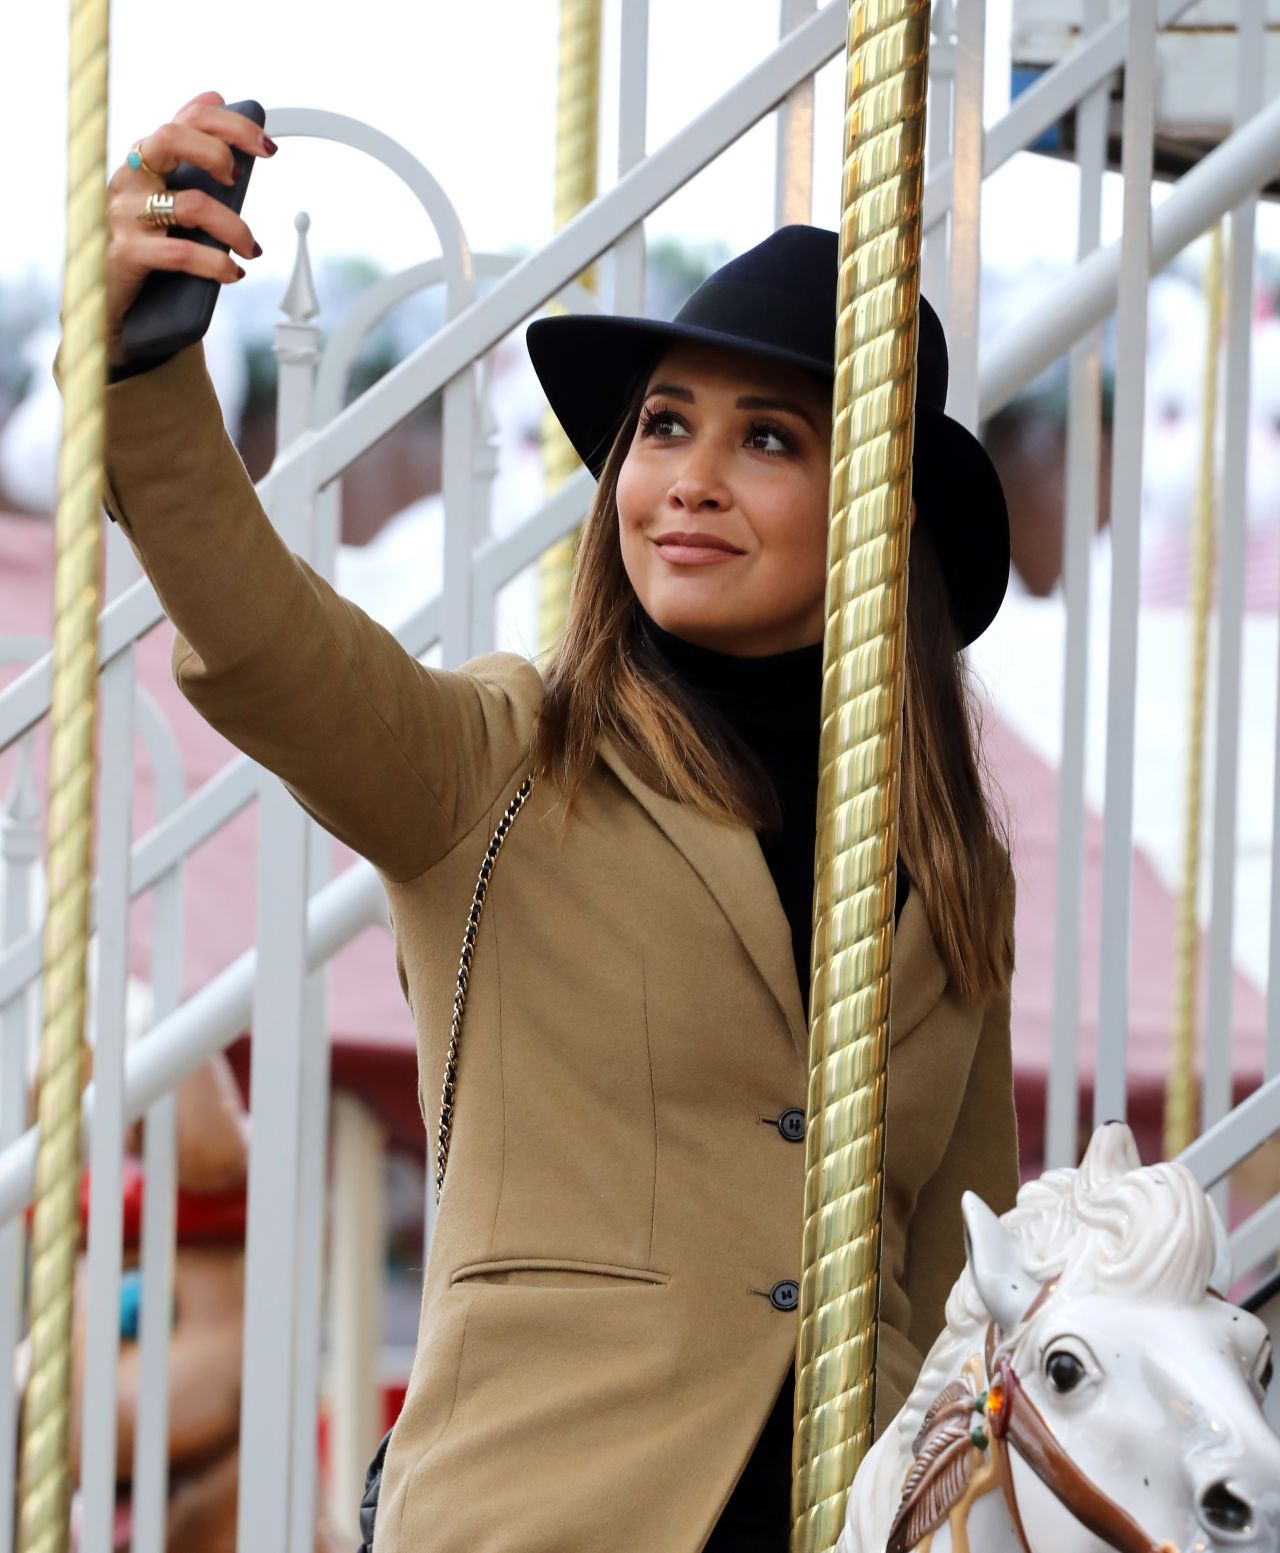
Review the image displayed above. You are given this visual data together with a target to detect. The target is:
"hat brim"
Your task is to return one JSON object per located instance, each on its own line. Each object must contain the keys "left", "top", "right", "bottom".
{"left": 525, "top": 313, "right": 1009, "bottom": 647}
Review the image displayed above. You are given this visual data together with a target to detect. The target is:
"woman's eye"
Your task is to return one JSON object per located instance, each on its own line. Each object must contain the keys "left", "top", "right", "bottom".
{"left": 746, "top": 422, "right": 791, "bottom": 455}
{"left": 639, "top": 406, "right": 687, "bottom": 439}
{"left": 1045, "top": 1350, "right": 1088, "bottom": 1394}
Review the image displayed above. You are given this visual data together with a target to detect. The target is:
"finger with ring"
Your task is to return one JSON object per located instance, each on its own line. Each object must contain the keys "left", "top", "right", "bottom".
{"left": 136, "top": 191, "right": 178, "bottom": 230}
{"left": 126, "top": 140, "right": 163, "bottom": 179}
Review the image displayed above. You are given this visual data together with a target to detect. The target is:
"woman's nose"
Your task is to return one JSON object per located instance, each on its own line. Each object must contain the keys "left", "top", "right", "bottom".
{"left": 667, "top": 457, "right": 731, "bottom": 512}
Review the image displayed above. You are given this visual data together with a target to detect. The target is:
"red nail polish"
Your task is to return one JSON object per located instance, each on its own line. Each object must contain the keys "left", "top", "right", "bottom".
{"left": 251, "top": 242, "right": 262, "bottom": 258}
{"left": 234, "top": 265, "right": 246, "bottom": 280}
{"left": 261, "top": 136, "right": 278, "bottom": 156}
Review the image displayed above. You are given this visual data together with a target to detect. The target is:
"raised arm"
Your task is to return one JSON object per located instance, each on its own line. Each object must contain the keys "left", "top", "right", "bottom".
{"left": 58, "top": 92, "right": 542, "bottom": 881}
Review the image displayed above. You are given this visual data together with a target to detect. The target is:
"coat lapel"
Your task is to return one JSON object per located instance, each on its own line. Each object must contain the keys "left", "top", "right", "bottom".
{"left": 596, "top": 740, "right": 950, "bottom": 1063}
{"left": 597, "top": 738, "right": 807, "bottom": 1057}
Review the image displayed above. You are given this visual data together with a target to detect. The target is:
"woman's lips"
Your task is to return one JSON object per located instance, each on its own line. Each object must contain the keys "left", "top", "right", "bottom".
{"left": 651, "top": 539, "right": 743, "bottom": 566}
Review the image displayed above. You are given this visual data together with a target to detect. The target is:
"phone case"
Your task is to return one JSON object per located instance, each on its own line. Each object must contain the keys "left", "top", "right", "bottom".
{"left": 119, "top": 99, "right": 266, "bottom": 362}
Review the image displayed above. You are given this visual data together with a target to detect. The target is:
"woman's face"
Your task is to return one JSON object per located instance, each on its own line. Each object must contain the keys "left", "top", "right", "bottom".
{"left": 616, "top": 341, "right": 834, "bottom": 656}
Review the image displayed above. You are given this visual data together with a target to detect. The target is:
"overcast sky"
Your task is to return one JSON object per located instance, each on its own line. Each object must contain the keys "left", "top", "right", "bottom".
{"left": 3, "top": 1, "right": 1275, "bottom": 309}
{"left": 1, "top": 1, "right": 1093, "bottom": 286}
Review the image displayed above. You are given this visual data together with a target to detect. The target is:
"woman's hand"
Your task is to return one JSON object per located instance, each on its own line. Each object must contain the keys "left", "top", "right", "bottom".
{"left": 104, "top": 90, "right": 273, "bottom": 367}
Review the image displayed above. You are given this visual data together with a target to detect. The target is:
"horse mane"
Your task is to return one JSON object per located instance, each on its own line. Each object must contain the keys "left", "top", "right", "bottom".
{"left": 894, "top": 1125, "right": 1227, "bottom": 1450}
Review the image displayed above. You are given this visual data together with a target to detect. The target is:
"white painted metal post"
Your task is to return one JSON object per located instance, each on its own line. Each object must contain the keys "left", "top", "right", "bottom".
{"left": 1046, "top": 0, "right": 1109, "bottom": 1171}
{"left": 775, "top": 0, "right": 816, "bottom": 229}
{"left": 613, "top": 0, "right": 649, "bottom": 315}
{"left": 235, "top": 784, "right": 310, "bottom": 1552}
{"left": 0, "top": 741, "right": 39, "bottom": 1553}
{"left": 78, "top": 520, "right": 141, "bottom": 1553}
{"left": 327, "top": 1092, "right": 386, "bottom": 1540}
{"left": 236, "top": 266, "right": 325, "bottom": 1553}
{"left": 1094, "top": 0, "right": 1157, "bottom": 1126}
{"left": 1204, "top": 7, "right": 1265, "bottom": 1159}
{"left": 922, "top": 0, "right": 956, "bottom": 326}
{"left": 129, "top": 692, "right": 186, "bottom": 1553}
{"left": 442, "top": 366, "right": 480, "bottom": 670}
{"left": 273, "top": 224, "right": 335, "bottom": 1553}
{"left": 944, "top": 0, "right": 985, "bottom": 432}
{"left": 288, "top": 834, "right": 332, "bottom": 1553}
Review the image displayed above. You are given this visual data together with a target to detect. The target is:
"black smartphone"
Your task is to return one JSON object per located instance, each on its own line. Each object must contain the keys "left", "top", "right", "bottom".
{"left": 119, "top": 98, "right": 266, "bottom": 362}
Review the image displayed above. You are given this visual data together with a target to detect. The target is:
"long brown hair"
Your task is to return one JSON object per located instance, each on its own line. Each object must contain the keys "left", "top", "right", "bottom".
{"left": 530, "top": 389, "right": 1012, "bottom": 1003}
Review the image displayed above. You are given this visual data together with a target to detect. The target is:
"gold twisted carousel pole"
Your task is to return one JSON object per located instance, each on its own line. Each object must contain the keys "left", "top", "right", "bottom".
{"left": 793, "top": 4, "right": 929, "bottom": 1549}
{"left": 17, "top": 4, "right": 110, "bottom": 1550}
{"left": 1166, "top": 221, "right": 1225, "bottom": 1160}
{"left": 537, "top": 0, "right": 602, "bottom": 656}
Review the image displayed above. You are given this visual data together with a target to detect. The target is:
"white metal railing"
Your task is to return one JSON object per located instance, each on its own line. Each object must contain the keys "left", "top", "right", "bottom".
{"left": 2, "top": 2, "right": 1279, "bottom": 1546}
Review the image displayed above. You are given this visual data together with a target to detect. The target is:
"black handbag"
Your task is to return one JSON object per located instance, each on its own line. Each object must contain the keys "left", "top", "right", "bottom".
{"left": 355, "top": 777, "right": 532, "bottom": 1552}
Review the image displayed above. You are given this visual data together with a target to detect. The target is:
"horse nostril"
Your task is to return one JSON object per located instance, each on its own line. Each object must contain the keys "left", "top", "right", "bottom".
{"left": 1201, "top": 1481, "right": 1254, "bottom": 1536}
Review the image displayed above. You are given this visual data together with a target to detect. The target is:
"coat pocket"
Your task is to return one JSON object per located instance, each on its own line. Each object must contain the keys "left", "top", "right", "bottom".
{"left": 450, "top": 1256, "right": 670, "bottom": 1289}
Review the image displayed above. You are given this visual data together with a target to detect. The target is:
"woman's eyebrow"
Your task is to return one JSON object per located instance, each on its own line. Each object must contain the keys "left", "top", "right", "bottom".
{"left": 644, "top": 383, "right": 820, "bottom": 434}
{"left": 735, "top": 394, "right": 820, "bottom": 433}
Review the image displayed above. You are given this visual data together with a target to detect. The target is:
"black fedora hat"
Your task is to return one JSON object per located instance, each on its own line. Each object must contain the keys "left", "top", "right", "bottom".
{"left": 525, "top": 224, "right": 1010, "bottom": 647}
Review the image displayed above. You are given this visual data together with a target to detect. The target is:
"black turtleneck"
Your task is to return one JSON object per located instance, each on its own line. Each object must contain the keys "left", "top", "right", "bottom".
{"left": 636, "top": 606, "right": 909, "bottom": 1549}
{"left": 638, "top": 607, "right": 826, "bottom": 1017}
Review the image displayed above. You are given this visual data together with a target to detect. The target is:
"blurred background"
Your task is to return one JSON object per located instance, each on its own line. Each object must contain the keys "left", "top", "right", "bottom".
{"left": 4, "top": 2, "right": 1280, "bottom": 1547}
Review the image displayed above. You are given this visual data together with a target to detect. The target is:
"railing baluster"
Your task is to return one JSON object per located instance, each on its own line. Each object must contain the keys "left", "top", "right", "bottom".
{"left": 328, "top": 1093, "right": 385, "bottom": 1539}
{"left": 1094, "top": 0, "right": 1157, "bottom": 1125}
{"left": 612, "top": 0, "right": 649, "bottom": 315}
{"left": 944, "top": 0, "right": 985, "bottom": 431}
{"left": 1204, "top": 6, "right": 1265, "bottom": 1183}
{"left": 1047, "top": 0, "right": 1109, "bottom": 1171}
{"left": 922, "top": 1, "right": 956, "bottom": 326}
{"left": 288, "top": 825, "right": 332, "bottom": 1553}
{"left": 442, "top": 370, "right": 479, "bottom": 669}
{"left": 78, "top": 521, "right": 140, "bottom": 1553}
{"left": 236, "top": 284, "right": 324, "bottom": 1550}
{"left": 129, "top": 704, "right": 186, "bottom": 1553}
{"left": 0, "top": 740, "right": 39, "bottom": 1553}
{"left": 290, "top": 333, "right": 336, "bottom": 1552}
{"left": 237, "top": 779, "right": 309, "bottom": 1551}
{"left": 774, "top": 0, "right": 816, "bottom": 228}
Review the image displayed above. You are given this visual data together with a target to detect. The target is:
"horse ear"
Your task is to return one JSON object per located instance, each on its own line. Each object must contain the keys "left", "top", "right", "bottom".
{"left": 1080, "top": 1120, "right": 1142, "bottom": 1179}
{"left": 1207, "top": 1195, "right": 1233, "bottom": 1297}
{"left": 962, "top": 1192, "right": 1039, "bottom": 1333}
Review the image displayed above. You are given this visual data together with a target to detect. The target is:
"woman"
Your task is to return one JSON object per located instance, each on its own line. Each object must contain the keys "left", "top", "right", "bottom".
{"left": 71, "top": 93, "right": 1018, "bottom": 1553}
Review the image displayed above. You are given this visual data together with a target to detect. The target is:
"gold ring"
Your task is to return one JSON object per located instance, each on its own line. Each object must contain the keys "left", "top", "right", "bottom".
{"left": 126, "top": 140, "right": 163, "bottom": 179}
{"left": 136, "top": 190, "right": 178, "bottom": 230}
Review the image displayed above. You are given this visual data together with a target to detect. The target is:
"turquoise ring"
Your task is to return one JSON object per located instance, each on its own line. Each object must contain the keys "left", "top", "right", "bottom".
{"left": 127, "top": 141, "right": 162, "bottom": 179}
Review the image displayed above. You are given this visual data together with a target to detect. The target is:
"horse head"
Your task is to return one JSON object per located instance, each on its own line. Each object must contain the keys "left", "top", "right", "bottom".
{"left": 843, "top": 1123, "right": 1280, "bottom": 1553}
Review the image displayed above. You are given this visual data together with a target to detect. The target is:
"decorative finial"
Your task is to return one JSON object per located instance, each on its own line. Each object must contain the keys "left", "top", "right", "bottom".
{"left": 281, "top": 211, "right": 320, "bottom": 324}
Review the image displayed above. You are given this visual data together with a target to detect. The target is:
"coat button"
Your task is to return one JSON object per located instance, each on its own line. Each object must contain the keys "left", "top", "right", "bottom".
{"left": 777, "top": 1108, "right": 805, "bottom": 1142}
{"left": 769, "top": 1280, "right": 799, "bottom": 1312}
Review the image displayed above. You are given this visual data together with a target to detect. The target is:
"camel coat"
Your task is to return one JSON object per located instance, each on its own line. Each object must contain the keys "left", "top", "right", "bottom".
{"left": 61, "top": 341, "right": 1020, "bottom": 1553}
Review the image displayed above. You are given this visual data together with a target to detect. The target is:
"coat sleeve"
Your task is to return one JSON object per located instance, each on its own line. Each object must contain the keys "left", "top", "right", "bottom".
{"left": 902, "top": 872, "right": 1020, "bottom": 1365}
{"left": 53, "top": 339, "right": 542, "bottom": 882}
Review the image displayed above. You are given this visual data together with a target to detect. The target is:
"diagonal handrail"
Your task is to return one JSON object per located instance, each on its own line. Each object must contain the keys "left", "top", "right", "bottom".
{"left": 980, "top": 88, "right": 1280, "bottom": 419}
{"left": 0, "top": 856, "right": 386, "bottom": 1226}
{"left": 922, "top": 0, "right": 1200, "bottom": 232}
{"left": 1177, "top": 1074, "right": 1280, "bottom": 1193}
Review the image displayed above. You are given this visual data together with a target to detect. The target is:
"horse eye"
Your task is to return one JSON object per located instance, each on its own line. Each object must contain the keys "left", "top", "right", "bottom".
{"left": 1045, "top": 1350, "right": 1087, "bottom": 1393}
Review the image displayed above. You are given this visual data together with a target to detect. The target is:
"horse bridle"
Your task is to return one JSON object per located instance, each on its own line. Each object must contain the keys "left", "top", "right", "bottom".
{"left": 978, "top": 1300, "right": 1179, "bottom": 1553}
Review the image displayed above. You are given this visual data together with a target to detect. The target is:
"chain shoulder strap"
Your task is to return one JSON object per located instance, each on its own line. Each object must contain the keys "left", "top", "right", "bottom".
{"left": 434, "top": 773, "right": 535, "bottom": 1203}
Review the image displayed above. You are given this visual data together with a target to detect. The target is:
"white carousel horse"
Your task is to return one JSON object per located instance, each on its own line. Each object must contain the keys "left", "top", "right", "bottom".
{"left": 838, "top": 1123, "right": 1280, "bottom": 1553}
